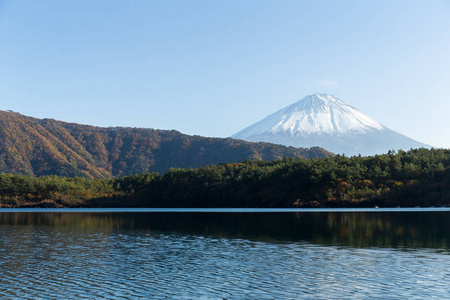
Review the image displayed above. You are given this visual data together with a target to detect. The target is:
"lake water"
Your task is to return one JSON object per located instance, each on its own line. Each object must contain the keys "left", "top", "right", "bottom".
{"left": 0, "top": 208, "right": 449, "bottom": 299}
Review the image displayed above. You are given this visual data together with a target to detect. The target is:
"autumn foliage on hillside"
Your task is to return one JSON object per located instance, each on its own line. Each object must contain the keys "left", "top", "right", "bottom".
{"left": 0, "top": 110, "right": 333, "bottom": 178}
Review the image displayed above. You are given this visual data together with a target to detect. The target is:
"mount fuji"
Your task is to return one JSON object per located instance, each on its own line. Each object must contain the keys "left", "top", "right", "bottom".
{"left": 231, "top": 93, "right": 431, "bottom": 156}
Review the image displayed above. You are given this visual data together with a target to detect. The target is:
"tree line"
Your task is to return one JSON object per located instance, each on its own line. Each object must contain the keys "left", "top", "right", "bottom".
{"left": 0, "top": 148, "right": 449, "bottom": 208}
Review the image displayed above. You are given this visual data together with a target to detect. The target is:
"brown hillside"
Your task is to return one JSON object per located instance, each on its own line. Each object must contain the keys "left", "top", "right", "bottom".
{"left": 0, "top": 111, "right": 334, "bottom": 178}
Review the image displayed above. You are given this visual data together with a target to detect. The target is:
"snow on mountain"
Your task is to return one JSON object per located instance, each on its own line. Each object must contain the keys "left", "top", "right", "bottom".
{"left": 231, "top": 93, "right": 431, "bottom": 156}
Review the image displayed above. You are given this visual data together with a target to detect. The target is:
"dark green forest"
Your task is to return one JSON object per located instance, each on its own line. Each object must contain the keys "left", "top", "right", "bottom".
{"left": 1, "top": 148, "right": 449, "bottom": 208}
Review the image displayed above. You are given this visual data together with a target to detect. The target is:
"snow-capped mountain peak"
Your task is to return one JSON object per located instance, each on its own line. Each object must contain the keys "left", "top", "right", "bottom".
{"left": 235, "top": 93, "right": 385, "bottom": 137}
{"left": 231, "top": 93, "right": 430, "bottom": 156}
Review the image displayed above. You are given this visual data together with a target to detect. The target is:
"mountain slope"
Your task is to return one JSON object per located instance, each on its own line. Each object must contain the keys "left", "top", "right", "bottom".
{"left": 232, "top": 93, "right": 431, "bottom": 156}
{"left": 0, "top": 110, "right": 333, "bottom": 178}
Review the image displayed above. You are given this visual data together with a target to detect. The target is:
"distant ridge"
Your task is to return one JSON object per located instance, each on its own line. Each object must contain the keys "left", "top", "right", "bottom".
{"left": 232, "top": 93, "right": 431, "bottom": 156}
{"left": 0, "top": 110, "right": 333, "bottom": 178}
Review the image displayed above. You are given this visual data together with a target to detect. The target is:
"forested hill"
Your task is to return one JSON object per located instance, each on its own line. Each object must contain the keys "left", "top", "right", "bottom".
{"left": 0, "top": 148, "right": 449, "bottom": 208}
{"left": 0, "top": 110, "right": 333, "bottom": 178}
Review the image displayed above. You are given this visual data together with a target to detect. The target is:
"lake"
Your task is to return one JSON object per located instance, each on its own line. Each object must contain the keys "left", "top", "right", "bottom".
{"left": 0, "top": 208, "right": 449, "bottom": 299}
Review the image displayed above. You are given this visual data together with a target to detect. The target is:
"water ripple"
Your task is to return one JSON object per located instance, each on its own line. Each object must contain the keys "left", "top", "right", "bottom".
{"left": 0, "top": 223, "right": 449, "bottom": 298}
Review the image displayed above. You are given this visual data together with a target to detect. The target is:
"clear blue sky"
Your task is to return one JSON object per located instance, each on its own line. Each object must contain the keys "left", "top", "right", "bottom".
{"left": 1, "top": 0, "right": 450, "bottom": 148}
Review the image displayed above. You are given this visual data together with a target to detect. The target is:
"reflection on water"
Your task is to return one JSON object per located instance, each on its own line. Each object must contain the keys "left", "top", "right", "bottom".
{"left": 0, "top": 211, "right": 449, "bottom": 299}
{"left": 1, "top": 211, "right": 449, "bottom": 249}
